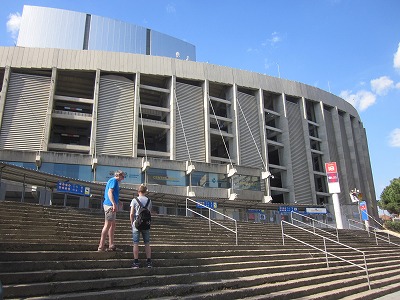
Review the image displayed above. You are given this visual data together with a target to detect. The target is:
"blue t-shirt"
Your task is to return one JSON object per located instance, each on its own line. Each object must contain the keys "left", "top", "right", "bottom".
{"left": 103, "top": 177, "right": 119, "bottom": 206}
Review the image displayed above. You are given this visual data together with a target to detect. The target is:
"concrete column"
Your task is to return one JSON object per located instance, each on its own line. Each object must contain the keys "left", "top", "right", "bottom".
{"left": 0, "top": 66, "right": 11, "bottom": 131}
{"left": 41, "top": 67, "right": 57, "bottom": 151}
{"left": 38, "top": 188, "right": 51, "bottom": 206}
{"left": 280, "top": 93, "right": 295, "bottom": 202}
{"left": 231, "top": 84, "right": 240, "bottom": 165}
{"left": 332, "top": 193, "right": 344, "bottom": 229}
{"left": 79, "top": 196, "right": 89, "bottom": 208}
{"left": 0, "top": 181, "right": 6, "bottom": 201}
{"left": 203, "top": 80, "right": 210, "bottom": 163}
{"left": 90, "top": 69, "right": 101, "bottom": 157}
{"left": 170, "top": 75, "right": 176, "bottom": 160}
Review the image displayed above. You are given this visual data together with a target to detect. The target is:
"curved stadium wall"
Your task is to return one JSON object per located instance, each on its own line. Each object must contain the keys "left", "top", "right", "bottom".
{"left": 0, "top": 46, "right": 378, "bottom": 222}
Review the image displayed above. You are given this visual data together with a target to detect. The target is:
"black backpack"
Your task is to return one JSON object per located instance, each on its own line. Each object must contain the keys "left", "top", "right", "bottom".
{"left": 134, "top": 197, "right": 151, "bottom": 230}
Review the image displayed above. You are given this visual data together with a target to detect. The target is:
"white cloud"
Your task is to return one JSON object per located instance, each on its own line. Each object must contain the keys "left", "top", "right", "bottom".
{"left": 389, "top": 128, "right": 400, "bottom": 147}
{"left": 370, "top": 76, "right": 394, "bottom": 96}
{"left": 396, "top": 82, "right": 400, "bottom": 89}
{"left": 339, "top": 90, "right": 376, "bottom": 111}
{"left": 166, "top": 3, "right": 176, "bottom": 14}
{"left": 262, "top": 32, "right": 282, "bottom": 47}
{"left": 6, "top": 12, "right": 21, "bottom": 42}
{"left": 394, "top": 42, "right": 400, "bottom": 71}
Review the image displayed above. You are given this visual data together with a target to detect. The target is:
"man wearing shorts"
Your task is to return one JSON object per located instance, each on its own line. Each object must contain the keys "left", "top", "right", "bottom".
{"left": 130, "top": 184, "right": 152, "bottom": 268}
{"left": 98, "top": 170, "right": 125, "bottom": 251}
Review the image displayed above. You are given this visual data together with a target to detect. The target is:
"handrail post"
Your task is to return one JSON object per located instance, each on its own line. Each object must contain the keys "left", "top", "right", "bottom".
{"left": 375, "top": 230, "right": 378, "bottom": 245}
{"left": 235, "top": 221, "right": 238, "bottom": 245}
{"left": 185, "top": 198, "right": 188, "bottom": 217}
{"left": 336, "top": 227, "right": 339, "bottom": 243}
{"left": 281, "top": 221, "right": 285, "bottom": 245}
{"left": 364, "top": 254, "right": 371, "bottom": 290}
{"left": 323, "top": 238, "right": 329, "bottom": 268}
{"left": 209, "top": 207, "right": 211, "bottom": 231}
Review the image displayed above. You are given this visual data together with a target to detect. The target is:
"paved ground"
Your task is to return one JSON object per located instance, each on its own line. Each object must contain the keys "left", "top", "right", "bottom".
{"left": 375, "top": 290, "right": 400, "bottom": 299}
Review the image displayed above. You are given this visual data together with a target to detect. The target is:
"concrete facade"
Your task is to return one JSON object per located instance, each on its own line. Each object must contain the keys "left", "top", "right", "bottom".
{"left": 0, "top": 45, "right": 377, "bottom": 225}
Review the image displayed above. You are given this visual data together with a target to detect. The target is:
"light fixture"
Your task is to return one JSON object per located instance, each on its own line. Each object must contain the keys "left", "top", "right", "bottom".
{"left": 142, "top": 158, "right": 150, "bottom": 172}
{"left": 229, "top": 193, "right": 238, "bottom": 200}
{"left": 35, "top": 154, "right": 41, "bottom": 168}
{"left": 262, "top": 170, "right": 274, "bottom": 179}
{"left": 186, "top": 186, "right": 195, "bottom": 197}
{"left": 227, "top": 165, "right": 237, "bottom": 177}
{"left": 186, "top": 161, "right": 195, "bottom": 175}
{"left": 263, "top": 195, "right": 273, "bottom": 203}
{"left": 91, "top": 157, "right": 98, "bottom": 169}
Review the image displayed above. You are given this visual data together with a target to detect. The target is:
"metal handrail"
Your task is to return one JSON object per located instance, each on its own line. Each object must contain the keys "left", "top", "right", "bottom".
{"left": 185, "top": 198, "right": 238, "bottom": 245}
{"left": 348, "top": 219, "right": 400, "bottom": 247}
{"left": 291, "top": 211, "right": 340, "bottom": 242}
{"left": 348, "top": 219, "right": 366, "bottom": 230}
{"left": 281, "top": 220, "right": 371, "bottom": 289}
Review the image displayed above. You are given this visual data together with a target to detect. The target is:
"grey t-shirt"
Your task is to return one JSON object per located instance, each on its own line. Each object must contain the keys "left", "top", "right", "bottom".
{"left": 130, "top": 195, "right": 152, "bottom": 218}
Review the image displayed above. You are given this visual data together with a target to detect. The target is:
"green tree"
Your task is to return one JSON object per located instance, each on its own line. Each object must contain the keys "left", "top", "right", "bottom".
{"left": 378, "top": 177, "right": 400, "bottom": 214}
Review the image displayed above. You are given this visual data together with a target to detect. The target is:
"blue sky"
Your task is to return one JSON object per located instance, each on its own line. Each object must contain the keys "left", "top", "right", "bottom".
{"left": 0, "top": 0, "right": 399, "bottom": 199}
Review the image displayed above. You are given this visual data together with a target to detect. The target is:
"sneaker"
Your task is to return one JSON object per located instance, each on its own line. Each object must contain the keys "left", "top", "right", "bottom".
{"left": 147, "top": 261, "right": 152, "bottom": 268}
{"left": 132, "top": 262, "right": 140, "bottom": 269}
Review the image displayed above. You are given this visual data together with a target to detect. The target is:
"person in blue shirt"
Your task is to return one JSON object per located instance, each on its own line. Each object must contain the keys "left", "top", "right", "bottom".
{"left": 98, "top": 170, "right": 125, "bottom": 251}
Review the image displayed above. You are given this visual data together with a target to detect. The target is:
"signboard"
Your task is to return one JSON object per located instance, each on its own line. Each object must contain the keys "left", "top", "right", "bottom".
{"left": 305, "top": 207, "right": 327, "bottom": 214}
{"left": 279, "top": 206, "right": 298, "bottom": 214}
{"left": 56, "top": 181, "right": 90, "bottom": 196}
{"left": 325, "top": 162, "right": 341, "bottom": 193}
{"left": 196, "top": 200, "right": 217, "bottom": 209}
{"left": 359, "top": 200, "right": 369, "bottom": 221}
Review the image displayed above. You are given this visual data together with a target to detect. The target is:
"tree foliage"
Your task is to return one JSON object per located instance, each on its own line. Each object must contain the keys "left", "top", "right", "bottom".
{"left": 378, "top": 178, "right": 400, "bottom": 215}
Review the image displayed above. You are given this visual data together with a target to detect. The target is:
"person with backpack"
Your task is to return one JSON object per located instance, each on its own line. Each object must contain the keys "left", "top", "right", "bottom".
{"left": 130, "top": 184, "right": 152, "bottom": 269}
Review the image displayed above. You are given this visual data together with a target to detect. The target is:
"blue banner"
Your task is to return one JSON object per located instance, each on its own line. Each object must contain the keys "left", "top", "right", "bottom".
{"left": 196, "top": 200, "right": 217, "bottom": 209}
{"left": 279, "top": 206, "right": 298, "bottom": 213}
{"left": 56, "top": 181, "right": 90, "bottom": 196}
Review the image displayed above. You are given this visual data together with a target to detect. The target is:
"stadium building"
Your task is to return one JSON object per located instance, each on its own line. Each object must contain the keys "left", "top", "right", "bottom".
{"left": 0, "top": 6, "right": 377, "bottom": 225}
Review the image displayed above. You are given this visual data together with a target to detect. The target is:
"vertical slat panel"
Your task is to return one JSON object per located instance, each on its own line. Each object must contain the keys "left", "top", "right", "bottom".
{"left": 325, "top": 108, "right": 345, "bottom": 203}
{"left": 175, "top": 82, "right": 205, "bottom": 162}
{"left": 0, "top": 73, "right": 50, "bottom": 150}
{"left": 286, "top": 101, "right": 312, "bottom": 203}
{"left": 237, "top": 91, "right": 263, "bottom": 168}
{"left": 324, "top": 109, "right": 339, "bottom": 163}
{"left": 96, "top": 77, "right": 134, "bottom": 156}
{"left": 339, "top": 114, "right": 355, "bottom": 190}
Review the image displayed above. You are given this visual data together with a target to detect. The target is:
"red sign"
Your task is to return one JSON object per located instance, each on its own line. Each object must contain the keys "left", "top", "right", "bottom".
{"left": 327, "top": 173, "right": 338, "bottom": 183}
{"left": 325, "top": 162, "right": 337, "bottom": 173}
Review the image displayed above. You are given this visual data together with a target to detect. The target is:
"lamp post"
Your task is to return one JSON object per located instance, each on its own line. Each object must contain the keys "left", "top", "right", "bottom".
{"left": 350, "top": 188, "right": 369, "bottom": 230}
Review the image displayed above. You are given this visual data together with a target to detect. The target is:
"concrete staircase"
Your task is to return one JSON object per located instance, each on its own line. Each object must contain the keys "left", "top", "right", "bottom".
{"left": 1, "top": 200, "right": 400, "bottom": 299}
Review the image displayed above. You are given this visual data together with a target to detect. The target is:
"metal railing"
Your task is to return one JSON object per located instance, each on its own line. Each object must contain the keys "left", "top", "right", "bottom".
{"left": 291, "top": 211, "right": 340, "bottom": 242}
{"left": 185, "top": 198, "right": 238, "bottom": 245}
{"left": 281, "top": 220, "right": 371, "bottom": 290}
{"left": 348, "top": 219, "right": 400, "bottom": 247}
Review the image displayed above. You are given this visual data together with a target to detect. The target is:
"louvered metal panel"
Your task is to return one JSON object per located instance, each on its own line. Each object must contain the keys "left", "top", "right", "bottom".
{"left": 237, "top": 91, "right": 263, "bottom": 169}
{"left": 324, "top": 109, "right": 338, "bottom": 163}
{"left": 286, "top": 101, "right": 312, "bottom": 203}
{"left": 338, "top": 114, "right": 355, "bottom": 190}
{"left": 0, "top": 73, "right": 50, "bottom": 151}
{"left": 351, "top": 122, "right": 366, "bottom": 194}
{"left": 324, "top": 108, "right": 345, "bottom": 203}
{"left": 175, "top": 82, "right": 205, "bottom": 162}
{"left": 96, "top": 77, "right": 134, "bottom": 156}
